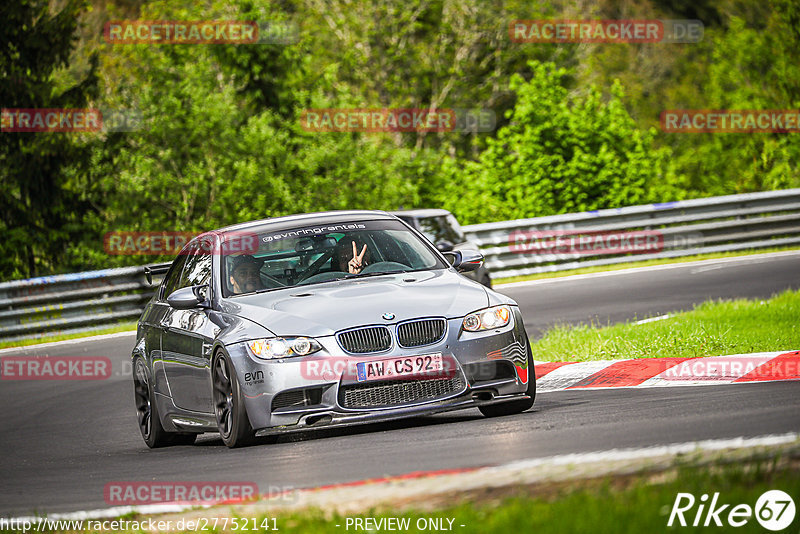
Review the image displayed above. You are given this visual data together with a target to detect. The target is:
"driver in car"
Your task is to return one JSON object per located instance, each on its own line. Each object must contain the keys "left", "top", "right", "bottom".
{"left": 229, "top": 255, "right": 264, "bottom": 294}
{"left": 336, "top": 240, "right": 369, "bottom": 275}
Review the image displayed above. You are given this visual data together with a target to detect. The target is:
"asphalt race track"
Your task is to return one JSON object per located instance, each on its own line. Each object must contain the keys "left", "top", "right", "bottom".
{"left": 1, "top": 252, "right": 798, "bottom": 516}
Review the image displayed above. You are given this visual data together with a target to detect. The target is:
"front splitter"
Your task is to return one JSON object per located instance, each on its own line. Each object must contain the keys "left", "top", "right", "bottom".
{"left": 254, "top": 392, "right": 531, "bottom": 437}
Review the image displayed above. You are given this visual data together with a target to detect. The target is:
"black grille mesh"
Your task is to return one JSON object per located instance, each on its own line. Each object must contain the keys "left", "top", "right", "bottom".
{"left": 397, "top": 318, "right": 446, "bottom": 347}
{"left": 340, "top": 375, "right": 464, "bottom": 409}
{"left": 337, "top": 326, "right": 392, "bottom": 353}
{"left": 272, "top": 388, "right": 323, "bottom": 411}
{"left": 272, "top": 390, "right": 307, "bottom": 410}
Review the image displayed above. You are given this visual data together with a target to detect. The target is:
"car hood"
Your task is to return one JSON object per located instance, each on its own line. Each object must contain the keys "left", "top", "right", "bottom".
{"left": 221, "top": 269, "right": 489, "bottom": 337}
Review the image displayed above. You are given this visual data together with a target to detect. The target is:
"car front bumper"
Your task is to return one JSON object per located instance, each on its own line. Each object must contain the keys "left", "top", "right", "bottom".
{"left": 230, "top": 307, "right": 532, "bottom": 434}
{"left": 253, "top": 388, "right": 531, "bottom": 436}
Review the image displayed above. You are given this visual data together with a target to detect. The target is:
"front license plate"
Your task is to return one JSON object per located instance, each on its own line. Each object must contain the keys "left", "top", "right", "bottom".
{"left": 356, "top": 353, "right": 444, "bottom": 382}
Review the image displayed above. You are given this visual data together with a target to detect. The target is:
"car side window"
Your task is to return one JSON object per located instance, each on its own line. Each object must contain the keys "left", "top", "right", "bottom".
{"left": 444, "top": 213, "right": 466, "bottom": 242}
{"left": 179, "top": 241, "right": 212, "bottom": 289}
{"left": 180, "top": 252, "right": 211, "bottom": 288}
{"left": 419, "top": 216, "right": 462, "bottom": 245}
{"left": 417, "top": 217, "right": 442, "bottom": 243}
{"left": 160, "top": 255, "right": 188, "bottom": 300}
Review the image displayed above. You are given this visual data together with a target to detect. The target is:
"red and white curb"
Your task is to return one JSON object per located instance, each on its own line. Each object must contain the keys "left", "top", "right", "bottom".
{"left": 534, "top": 350, "right": 800, "bottom": 392}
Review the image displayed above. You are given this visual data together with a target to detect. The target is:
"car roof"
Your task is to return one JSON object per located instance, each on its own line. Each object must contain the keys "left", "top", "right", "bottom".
{"left": 391, "top": 209, "right": 452, "bottom": 219}
{"left": 214, "top": 210, "right": 398, "bottom": 235}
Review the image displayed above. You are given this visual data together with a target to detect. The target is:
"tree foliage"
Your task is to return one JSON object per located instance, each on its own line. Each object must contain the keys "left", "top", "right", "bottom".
{"left": 0, "top": 0, "right": 99, "bottom": 278}
{"left": 437, "top": 62, "right": 684, "bottom": 224}
{"left": 2, "top": 0, "right": 798, "bottom": 279}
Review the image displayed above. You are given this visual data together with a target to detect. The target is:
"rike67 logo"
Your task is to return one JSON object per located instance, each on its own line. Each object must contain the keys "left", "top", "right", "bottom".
{"left": 668, "top": 490, "right": 796, "bottom": 531}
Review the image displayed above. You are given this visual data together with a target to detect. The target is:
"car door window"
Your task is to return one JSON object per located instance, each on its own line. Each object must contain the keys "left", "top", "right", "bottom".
{"left": 161, "top": 241, "right": 212, "bottom": 301}
{"left": 161, "top": 255, "right": 188, "bottom": 300}
{"left": 444, "top": 213, "right": 466, "bottom": 242}
{"left": 418, "top": 217, "right": 444, "bottom": 243}
{"left": 419, "top": 216, "right": 462, "bottom": 245}
{"left": 180, "top": 250, "right": 212, "bottom": 289}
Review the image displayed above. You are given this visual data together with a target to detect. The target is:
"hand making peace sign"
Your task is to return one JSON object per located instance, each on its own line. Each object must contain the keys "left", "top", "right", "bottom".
{"left": 347, "top": 241, "right": 368, "bottom": 274}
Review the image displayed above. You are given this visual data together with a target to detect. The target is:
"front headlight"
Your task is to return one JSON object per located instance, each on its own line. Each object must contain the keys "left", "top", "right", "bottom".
{"left": 247, "top": 337, "right": 322, "bottom": 359}
{"left": 462, "top": 305, "right": 511, "bottom": 332}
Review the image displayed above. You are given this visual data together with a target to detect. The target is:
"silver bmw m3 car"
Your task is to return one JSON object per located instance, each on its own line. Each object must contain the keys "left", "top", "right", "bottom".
{"left": 132, "top": 211, "right": 535, "bottom": 448}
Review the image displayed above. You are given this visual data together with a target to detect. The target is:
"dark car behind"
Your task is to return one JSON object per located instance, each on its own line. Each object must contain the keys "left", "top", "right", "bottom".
{"left": 393, "top": 209, "right": 492, "bottom": 288}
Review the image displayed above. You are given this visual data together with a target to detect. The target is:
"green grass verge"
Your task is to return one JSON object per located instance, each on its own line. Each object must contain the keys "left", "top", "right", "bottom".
{"left": 495, "top": 246, "right": 800, "bottom": 285}
{"left": 288, "top": 459, "right": 799, "bottom": 534}
{"left": 0, "top": 322, "right": 137, "bottom": 350}
{"left": 11, "top": 454, "right": 796, "bottom": 533}
{"left": 530, "top": 289, "right": 800, "bottom": 362}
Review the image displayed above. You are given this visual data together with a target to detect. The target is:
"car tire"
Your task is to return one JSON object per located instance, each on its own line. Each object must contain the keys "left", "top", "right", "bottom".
{"left": 478, "top": 342, "right": 535, "bottom": 417}
{"left": 133, "top": 358, "right": 197, "bottom": 448}
{"left": 212, "top": 352, "right": 256, "bottom": 448}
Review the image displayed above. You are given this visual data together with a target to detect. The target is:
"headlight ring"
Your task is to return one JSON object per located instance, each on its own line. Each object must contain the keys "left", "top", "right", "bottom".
{"left": 247, "top": 336, "right": 322, "bottom": 359}
{"left": 462, "top": 305, "right": 512, "bottom": 332}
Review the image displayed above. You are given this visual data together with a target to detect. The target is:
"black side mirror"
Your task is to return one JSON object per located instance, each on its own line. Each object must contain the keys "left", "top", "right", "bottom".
{"left": 442, "top": 249, "right": 484, "bottom": 272}
{"left": 435, "top": 240, "right": 455, "bottom": 252}
{"left": 167, "top": 285, "right": 209, "bottom": 310}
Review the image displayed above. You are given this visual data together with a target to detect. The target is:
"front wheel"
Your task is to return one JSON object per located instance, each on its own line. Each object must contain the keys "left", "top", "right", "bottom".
{"left": 478, "top": 342, "right": 535, "bottom": 417}
{"left": 212, "top": 352, "right": 255, "bottom": 448}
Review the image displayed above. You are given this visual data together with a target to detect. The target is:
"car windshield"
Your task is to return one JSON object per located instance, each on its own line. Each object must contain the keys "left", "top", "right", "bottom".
{"left": 415, "top": 214, "right": 465, "bottom": 245}
{"left": 221, "top": 219, "right": 448, "bottom": 297}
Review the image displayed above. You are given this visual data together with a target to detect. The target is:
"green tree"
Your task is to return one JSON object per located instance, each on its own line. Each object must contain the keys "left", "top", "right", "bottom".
{"left": 76, "top": 0, "right": 440, "bottom": 268}
{"left": 0, "top": 0, "right": 99, "bottom": 278}
{"left": 298, "top": 0, "right": 574, "bottom": 156}
{"left": 6, "top": 0, "right": 800, "bottom": 279}
{"left": 669, "top": 12, "right": 800, "bottom": 196}
{"left": 439, "top": 61, "right": 684, "bottom": 224}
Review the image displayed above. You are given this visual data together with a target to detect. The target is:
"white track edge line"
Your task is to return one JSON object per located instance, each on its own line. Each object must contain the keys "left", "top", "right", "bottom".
{"left": 0, "top": 330, "right": 136, "bottom": 354}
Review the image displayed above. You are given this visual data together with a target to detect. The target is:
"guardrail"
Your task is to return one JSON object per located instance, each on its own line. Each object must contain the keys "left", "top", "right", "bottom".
{"left": 462, "top": 188, "right": 800, "bottom": 279}
{"left": 0, "top": 266, "right": 163, "bottom": 343}
{"left": 2, "top": 189, "right": 799, "bottom": 343}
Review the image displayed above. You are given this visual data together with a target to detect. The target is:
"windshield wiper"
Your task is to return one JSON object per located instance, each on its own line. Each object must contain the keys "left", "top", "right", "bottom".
{"left": 252, "top": 286, "right": 288, "bottom": 295}
{"left": 342, "top": 270, "right": 406, "bottom": 279}
{"left": 292, "top": 270, "right": 408, "bottom": 288}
